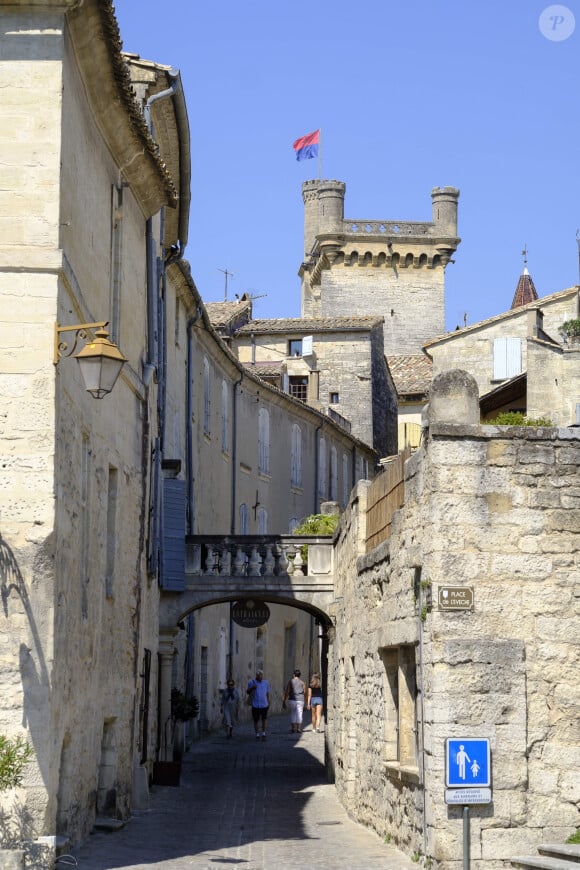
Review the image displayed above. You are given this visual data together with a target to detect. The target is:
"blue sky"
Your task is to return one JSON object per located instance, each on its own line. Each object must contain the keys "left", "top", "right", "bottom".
{"left": 115, "top": 0, "right": 580, "bottom": 331}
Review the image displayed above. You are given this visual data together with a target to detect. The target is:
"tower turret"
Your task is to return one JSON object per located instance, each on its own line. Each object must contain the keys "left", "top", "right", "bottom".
{"left": 431, "top": 187, "right": 460, "bottom": 237}
{"left": 302, "top": 179, "right": 346, "bottom": 257}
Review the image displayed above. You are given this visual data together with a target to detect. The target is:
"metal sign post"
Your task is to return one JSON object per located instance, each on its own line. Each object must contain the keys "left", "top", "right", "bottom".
{"left": 445, "top": 738, "right": 492, "bottom": 870}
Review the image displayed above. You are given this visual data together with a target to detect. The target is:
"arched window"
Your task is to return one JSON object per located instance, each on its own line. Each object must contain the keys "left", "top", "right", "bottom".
{"left": 258, "top": 407, "right": 270, "bottom": 474}
{"left": 330, "top": 445, "right": 338, "bottom": 501}
{"left": 318, "top": 437, "right": 327, "bottom": 500}
{"left": 289, "top": 517, "right": 299, "bottom": 533}
{"left": 203, "top": 356, "right": 211, "bottom": 435}
{"left": 239, "top": 503, "right": 249, "bottom": 535}
{"left": 221, "top": 379, "right": 229, "bottom": 453}
{"left": 257, "top": 506, "right": 268, "bottom": 535}
{"left": 342, "top": 453, "right": 350, "bottom": 507}
{"left": 291, "top": 423, "right": 302, "bottom": 487}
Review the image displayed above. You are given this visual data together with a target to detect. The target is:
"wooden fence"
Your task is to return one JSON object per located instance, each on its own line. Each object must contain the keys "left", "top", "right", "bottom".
{"left": 365, "top": 445, "right": 411, "bottom": 552}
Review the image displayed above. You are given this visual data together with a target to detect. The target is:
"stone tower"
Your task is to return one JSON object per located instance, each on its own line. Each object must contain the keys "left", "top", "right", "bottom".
{"left": 299, "top": 180, "right": 460, "bottom": 355}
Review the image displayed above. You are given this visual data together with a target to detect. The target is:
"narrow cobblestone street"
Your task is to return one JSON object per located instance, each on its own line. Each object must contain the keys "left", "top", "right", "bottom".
{"left": 69, "top": 715, "right": 417, "bottom": 870}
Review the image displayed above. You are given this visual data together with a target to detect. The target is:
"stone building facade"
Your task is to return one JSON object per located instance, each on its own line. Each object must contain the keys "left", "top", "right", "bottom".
{"left": 0, "top": 2, "right": 376, "bottom": 865}
{"left": 230, "top": 315, "right": 397, "bottom": 457}
{"left": 424, "top": 285, "right": 580, "bottom": 426}
{"left": 327, "top": 369, "right": 580, "bottom": 868}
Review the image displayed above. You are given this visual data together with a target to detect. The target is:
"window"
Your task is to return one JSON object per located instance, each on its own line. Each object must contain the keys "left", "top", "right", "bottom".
{"left": 342, "top": 453, "right": 349, "bottom": 507}
{"left": 221, "top": 380, "right": 229, "bottom": 453}
{"left": 288, "top": 339, "right": 302, "bottom": 357}
{"left": 258, "top": 407, "right": 270, "bottom": 474}
{"left": 330, "top": 446, "right": 338, "bottom": 501}
{"left": 203, "top": 356, "right": 211, "bottom": 435}
{"left": 493, "top": 337, "right": 521, "bottom": 380}
{"left": 257, "top": 506, "right": 268, "bottom": 535}
{"left": 239, "top": 503, "right": 249, "bottom": 534}
{"left": 382, "top": 645, "right": 418, "bottom": 768}
{"left": 289, "top": 376, "right": 308, "bottom": 402}
{"left": 289, "top": 517, "right": 299, "bottom": 532}
{"left": 330, "top": 392, "right": 339, "bottom": 404}
{"left": 291, "top": 424, "right": 302, "bottom": 487}
{"left": 318, "top": 437, "right": 327, "bottom": 499}
{"left": 358, "top": 455, "right": 369, "bottom": 481}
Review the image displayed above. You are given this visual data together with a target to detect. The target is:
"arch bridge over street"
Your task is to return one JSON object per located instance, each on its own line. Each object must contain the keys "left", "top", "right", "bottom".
{"left": 159, "top": 534, "right": 336, "bottom": 629}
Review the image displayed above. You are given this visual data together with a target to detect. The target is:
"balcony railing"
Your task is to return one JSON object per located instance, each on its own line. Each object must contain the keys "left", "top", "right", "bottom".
{"left": 185, "top": 535, "right": 333, "bottom": 578}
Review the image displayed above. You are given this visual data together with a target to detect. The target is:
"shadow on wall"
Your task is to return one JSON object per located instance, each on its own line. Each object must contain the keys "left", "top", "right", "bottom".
{"left": 0, "top": 532, "right": 51, "bottom": 788}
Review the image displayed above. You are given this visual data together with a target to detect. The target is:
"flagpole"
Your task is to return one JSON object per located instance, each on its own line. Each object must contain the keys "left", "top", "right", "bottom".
{"left": 318, "top": 127, "right": 322, "bottom": 180}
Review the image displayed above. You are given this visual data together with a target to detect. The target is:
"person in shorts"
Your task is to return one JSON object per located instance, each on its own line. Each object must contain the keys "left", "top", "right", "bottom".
{"left": 247, "top": 669, "right": 271, "bottom": 739}
{"left": 307, "top": 672, "right": 324, "bottom": 732}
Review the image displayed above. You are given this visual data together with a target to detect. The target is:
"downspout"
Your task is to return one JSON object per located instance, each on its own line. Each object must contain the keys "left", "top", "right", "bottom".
{"left": 230, "top": 370, "right": 245, "bottom": 681}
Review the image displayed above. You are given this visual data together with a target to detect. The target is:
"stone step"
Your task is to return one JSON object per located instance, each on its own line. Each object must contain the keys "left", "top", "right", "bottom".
{"left": 539, "top": 845, "right": 580, "bottom": 863}
{"left": 511, "top": 856, "right": 580, "bottom": 870}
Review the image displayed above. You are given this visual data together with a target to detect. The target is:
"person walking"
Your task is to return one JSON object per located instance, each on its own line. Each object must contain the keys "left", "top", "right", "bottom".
{"left": 307, "top": 672, "right": 324, "bottom": 732}
{"left": 283, "top": 668, "right": 306, "bottom": 734}
{"left": 246, "top": 669, "right": 271, "bottom": 739}
{"left": 220, "top": 679, "right": 240, "bottom": 739}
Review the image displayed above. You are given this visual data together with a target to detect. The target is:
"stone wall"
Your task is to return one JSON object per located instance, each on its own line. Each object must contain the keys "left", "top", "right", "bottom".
{"left": 328, "top": 370, "right": 580, "bottom": 868}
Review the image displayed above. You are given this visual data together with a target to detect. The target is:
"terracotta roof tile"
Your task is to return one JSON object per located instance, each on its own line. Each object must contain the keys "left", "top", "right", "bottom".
{"left": 511, "top": 268, "right": 539, "bottom": 309}
{"left": 387, "top": 354, "right": 432, "bottom": 395}
{"left": 235, "top": 315, "right": 382, "bottom": 335}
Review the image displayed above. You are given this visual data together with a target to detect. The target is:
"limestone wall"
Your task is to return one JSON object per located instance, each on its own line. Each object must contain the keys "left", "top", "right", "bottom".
{"left": 329, "top": 371, "right": 580, "bottom": 868}
{"left": 318, "top": 266, "right": 446, "bottom": 356}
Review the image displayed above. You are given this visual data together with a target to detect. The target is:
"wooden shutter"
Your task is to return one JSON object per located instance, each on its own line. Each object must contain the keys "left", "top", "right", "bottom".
{"left": 161, "top": 478, "right": 186, "bottom": 591}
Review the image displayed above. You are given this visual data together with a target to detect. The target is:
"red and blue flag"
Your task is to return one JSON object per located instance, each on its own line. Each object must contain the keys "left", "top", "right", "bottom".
{"left": 292, "top": 129, "right": 319, "bottom": 161}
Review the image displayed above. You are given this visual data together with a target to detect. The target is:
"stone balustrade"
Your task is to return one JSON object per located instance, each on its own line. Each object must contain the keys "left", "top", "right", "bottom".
{"left": 343, "top": 219, "right": 434, "bottom": 237}
{"left": 185, "top": 535, "right": 333, "bottom": 578}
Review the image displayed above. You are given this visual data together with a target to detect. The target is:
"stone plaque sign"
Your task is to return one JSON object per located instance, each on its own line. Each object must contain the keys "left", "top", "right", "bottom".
{"left": 231, "top": 599, "right": 270, "bottom": 628}
{"left": 438, "top": 586, "right": 474, "bottom": 611}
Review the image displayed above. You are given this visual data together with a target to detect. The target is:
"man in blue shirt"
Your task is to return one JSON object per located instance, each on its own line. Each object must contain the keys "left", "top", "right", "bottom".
{"left": 247, "top": 669, "right": 271, "bottom": 739}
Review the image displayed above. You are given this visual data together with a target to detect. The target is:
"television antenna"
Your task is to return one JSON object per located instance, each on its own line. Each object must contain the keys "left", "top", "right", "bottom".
{"left": 218, "top": 267, "right": 234, "bottom": 301}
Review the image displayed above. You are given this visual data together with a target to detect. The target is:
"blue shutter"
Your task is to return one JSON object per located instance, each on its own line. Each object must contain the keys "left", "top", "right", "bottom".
{"left": 161, "top": 478, "right": 186, "bottom": 591}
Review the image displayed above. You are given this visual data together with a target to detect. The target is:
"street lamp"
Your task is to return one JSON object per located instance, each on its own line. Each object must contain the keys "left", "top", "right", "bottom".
{"left": 54, "top": 321, "right": 127, "bottom": 399}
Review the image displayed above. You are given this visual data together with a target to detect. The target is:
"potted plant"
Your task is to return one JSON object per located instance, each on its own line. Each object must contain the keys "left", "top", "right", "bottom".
{"left": 560, "top": 318, "right": 580, "bottom": 344}
{"left": 152, "top": 690, "right": 199, "bottom": 787}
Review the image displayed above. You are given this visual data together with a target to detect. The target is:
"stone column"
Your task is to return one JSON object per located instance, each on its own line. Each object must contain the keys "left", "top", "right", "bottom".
{"left": 158, "top": 629, "right": 178, "bottom": 761}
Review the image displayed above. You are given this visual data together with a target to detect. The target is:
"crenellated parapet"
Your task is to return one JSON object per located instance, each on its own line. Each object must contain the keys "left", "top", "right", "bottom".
{"left": 301, "top": 181, "right": 460, "bottom": 287}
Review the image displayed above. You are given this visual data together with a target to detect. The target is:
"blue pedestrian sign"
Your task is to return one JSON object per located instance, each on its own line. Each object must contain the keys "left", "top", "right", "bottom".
{"left": 446, "top": 738, "right": 491, "bottom": 788}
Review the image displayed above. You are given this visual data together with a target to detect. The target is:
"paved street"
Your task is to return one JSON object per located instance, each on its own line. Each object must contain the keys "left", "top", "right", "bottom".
{"left": 68, "top": 714, "right": 417, "bottom": 870}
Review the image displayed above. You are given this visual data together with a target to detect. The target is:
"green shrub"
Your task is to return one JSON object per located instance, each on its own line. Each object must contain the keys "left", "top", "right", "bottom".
{"left": 171, "top": 689, "right": 199, "bottom": 721}
{"left": 566, "top": 829, "right": 580, "bottom": 844}
{"left": 293, "top": 513, "right": 339, "bottom": 536}
{"left": 486, "top": 412, "right": 552, "bottom": 427}
{"left": 560, "top": 318, "right": 580, "bottom": 337}
{"left": 0, "top": 735, "right": 32, "bottom": 791}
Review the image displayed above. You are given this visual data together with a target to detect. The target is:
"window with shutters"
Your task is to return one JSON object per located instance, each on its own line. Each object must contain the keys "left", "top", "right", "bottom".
{"left": 257, "top": 506, "right": 268, "bottom": 534}
{"left": 258, "top": 407, "right": 270, "bottom": 474}
{"left": 318, "top": 437, "right": 327, "bottom": 500}
{"left": 342, "top": 453, "right": 349, "bottom": 507}
{"left": 493, "top": 337, "right": 521, "bottom": 380}
{"left": 203, "top": 356, "right": 211, "bottom": 435}
{"left": 291, "top": 424, "right": 302, "bottom": 488}
{"left": 289, "top": 376, "right": 308, "bottom": 402}
{"left": 330, "top": 446, "right": 338, "bottom": 501}
{"left": 161, "top": 478, "right": 186, "bottom": 591}
{"left": 239, "top": 503, "right": 249, "bottom": 535}
{"left": 221, "top": 379, "right": 229, "bottom": 453}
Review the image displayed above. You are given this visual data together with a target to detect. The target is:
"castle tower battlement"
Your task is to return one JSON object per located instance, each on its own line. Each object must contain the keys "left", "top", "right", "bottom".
{"left": 299, "top": 180, "right": 460, "bottom": 356}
